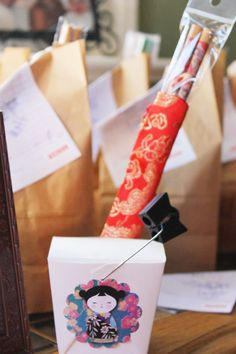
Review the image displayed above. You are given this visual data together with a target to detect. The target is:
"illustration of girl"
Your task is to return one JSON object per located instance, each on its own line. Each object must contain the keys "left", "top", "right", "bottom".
{"left": 79, "top": 285, "right": 126, "bottom": 344}
{"left": 64, "top": 279, "right": 142, "bottom": 348}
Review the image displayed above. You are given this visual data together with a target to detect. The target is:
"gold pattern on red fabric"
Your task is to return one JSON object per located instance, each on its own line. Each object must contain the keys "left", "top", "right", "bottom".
{"left": 102, "top": 223, "right": 142, "bottom": 239}
{"left": 153, "top": 92, "right": 178, "bottom": 107}
{"left": 133, "top": 134, "right": 173, "bottom": 163}
{"left": 124, "top": 159, "right": 142, "bottom": 190}
{"left": 141, "top": 112, "right": 168, "bottom": 131}
{"left": 110, "top": 162, "right": 157, "bottom": 217}
{"left": 101, "top": 92, "right": 188, "bottom": 239}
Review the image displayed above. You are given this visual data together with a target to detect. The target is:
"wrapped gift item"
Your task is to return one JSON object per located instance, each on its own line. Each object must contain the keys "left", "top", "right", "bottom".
{"left": 48, "top": 237, "right": 166, "bottom": 354}
{"left": 97, "top": 72, "right": 221, "bottom": 271}
{"left": 101, "top": 0, "right": 236, "bottom": 240}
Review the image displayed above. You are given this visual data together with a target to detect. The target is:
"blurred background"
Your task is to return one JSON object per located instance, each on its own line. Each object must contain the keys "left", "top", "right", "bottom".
{"left": 0, "top": 0, "right": 236, "bottom": 62}
{"left": 139, "top": 0, "right": 236, "bottom": 63}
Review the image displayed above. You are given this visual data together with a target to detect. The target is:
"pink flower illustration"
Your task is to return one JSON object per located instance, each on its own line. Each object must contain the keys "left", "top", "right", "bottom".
{"left": 128, "top": 305, "right": 142, "bottom": 318}
{"left": 128, "top": 305, "right": 136, "bottom": 313}
{"left": 136, "top": 307, "right": 142, "bottom": 318}
{"left": 100, "top": 279, "right": 118, "bottom": 289}
{"left": 125, "top": 294, "right": 139, "bottom": 306}
{"left": 122, "top": 335, "right": 131, "bottom": 343}
{"left": 130, "top": 318, "right": 138, "bottom": 327}
{"left": 121, "top": 316, "right": 138, "bottom": 329}
{"left": 76, "top": 333, "right": 88, "bottom": 343}
{"left": 64, "top": 279, "right": 142, "bottom": 347}
{"left": 131, "top": 323, "right": 139, "bottom": 332}
{"left": 80, "top": 280, "right": 95, "bottom": 291}
{"left": 121, "top": 316, "right": 130, "bottom": 328}
{"left": 69, "top": 310, "right": 79, "bottom": 319}
{"left": 121, "top": 283, "right": 130, "bottom": 292}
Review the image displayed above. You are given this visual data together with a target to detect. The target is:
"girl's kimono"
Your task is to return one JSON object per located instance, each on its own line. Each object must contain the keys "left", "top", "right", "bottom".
{"left": 87, "top": 312, "right": 118, "bottom": 344}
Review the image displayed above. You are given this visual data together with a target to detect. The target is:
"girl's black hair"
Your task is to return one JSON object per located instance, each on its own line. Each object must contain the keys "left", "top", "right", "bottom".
{"left": 79, "top": 286, "right": 126, "bottom": 303}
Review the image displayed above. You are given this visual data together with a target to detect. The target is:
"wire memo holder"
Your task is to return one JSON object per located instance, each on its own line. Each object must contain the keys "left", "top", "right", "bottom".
{"left": 103, "top": 192, "right": 187, "bottom": 280}
{"left": 102, "top": 226, "right": 164, "bottom": 281}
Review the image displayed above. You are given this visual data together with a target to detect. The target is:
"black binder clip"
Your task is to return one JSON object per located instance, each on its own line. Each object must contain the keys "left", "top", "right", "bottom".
{"left": 139, "top": 193, "right": 187, "bottom": 243}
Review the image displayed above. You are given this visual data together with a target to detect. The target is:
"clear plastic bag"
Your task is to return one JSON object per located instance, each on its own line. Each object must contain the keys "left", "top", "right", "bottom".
{"left": 53, "top": 16, "right": 87, "bottom": 45}
{"left": 162, "top": 0, "right": 236, "bottom": 101}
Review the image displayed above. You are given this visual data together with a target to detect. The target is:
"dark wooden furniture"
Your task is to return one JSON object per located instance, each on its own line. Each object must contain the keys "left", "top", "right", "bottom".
{"left": 0, "top": 114, "right": 31, "bottom": 354}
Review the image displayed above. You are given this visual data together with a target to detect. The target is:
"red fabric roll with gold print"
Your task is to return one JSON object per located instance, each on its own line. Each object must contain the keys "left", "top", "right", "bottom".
{"left": 101, "top": 23, "right": 213, "bottom": 239}
{"left": 101, "top": 92, "right": 188, "bottom": 238}
{"left": 100, "top": 0, "right": 236, "bottom": 239}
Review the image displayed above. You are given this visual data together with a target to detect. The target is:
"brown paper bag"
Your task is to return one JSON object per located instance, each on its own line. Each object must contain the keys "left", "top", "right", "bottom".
{"left": 219, "top": 164, "right": 236, "bottom": 253}
{"left": 112, "top": 54, "right": 150, "bottom": 106}
{"left": 98, "top": 72, "right": 221, "bottom": 272}
{"left": 14, "top": 41, "right": 94, "bottom": 313}
{"left": 95, "top": 54, "right": 150, "bottom": 232}
{"left": 219, "top": 61, "right": 236, "bottom": 254}
{"left": 227, "top": 61, "right": 236, "bottom": 106}
{"left": 212, "top": 50, "right": 227, "bottom": 125}
{"left": 0, "top": 47, "right": 31, "bottom": 83}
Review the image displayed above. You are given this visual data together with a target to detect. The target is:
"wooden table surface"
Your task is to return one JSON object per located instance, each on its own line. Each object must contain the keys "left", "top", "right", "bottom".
{"left": 53, "top": 309, "right": 236, "bottom": 354}
{"left": 149, "top": 309, "right": 236, "bottom": 354}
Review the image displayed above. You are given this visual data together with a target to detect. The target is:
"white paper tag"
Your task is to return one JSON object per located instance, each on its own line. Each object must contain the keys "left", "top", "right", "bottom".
{"left": 88, "top": 72, "right": 117, "bottom": 161}
{"left": 97, "top": 83, "right": 159, "bottom": 187}
{"left": 158, "top": 271, "right": 236, "bottom": 314}
{"left": 221, "top": 79, "right": 236, "bottom": 163}
{"left": 0, "top": 64, "right": 81, "bottom": 192}
{"left": 97, "top": 83, "right": 196, "bottom": 187}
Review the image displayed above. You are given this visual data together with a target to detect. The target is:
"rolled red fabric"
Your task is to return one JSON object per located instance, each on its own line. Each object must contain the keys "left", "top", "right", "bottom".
{"left": 101, "top": 92, "right": 188, "bottom": 238}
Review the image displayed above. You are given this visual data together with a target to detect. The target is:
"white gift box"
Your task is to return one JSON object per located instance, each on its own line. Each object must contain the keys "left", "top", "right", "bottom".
{"left": 48, "top": 237, "right": 166, "bottom": 354}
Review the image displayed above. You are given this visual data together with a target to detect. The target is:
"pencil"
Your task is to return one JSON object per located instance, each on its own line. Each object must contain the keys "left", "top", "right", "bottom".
{"left": 177, "top": 28, "right": 212, "bottom": 101}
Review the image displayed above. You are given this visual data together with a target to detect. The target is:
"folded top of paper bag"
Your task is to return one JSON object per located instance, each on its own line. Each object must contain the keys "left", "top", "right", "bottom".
{"left": 48, "top": 237, "right": 166, "bottom": 264}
